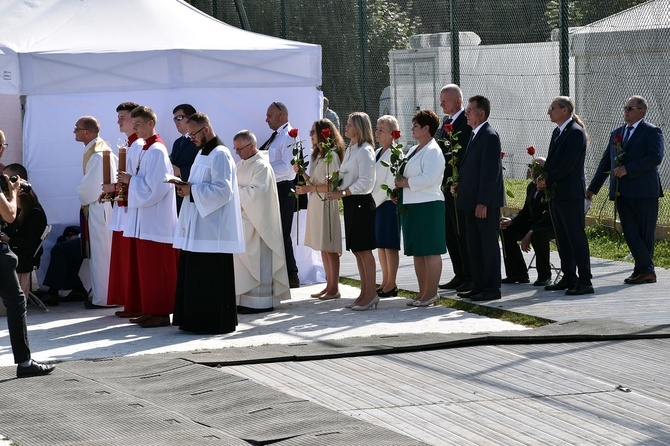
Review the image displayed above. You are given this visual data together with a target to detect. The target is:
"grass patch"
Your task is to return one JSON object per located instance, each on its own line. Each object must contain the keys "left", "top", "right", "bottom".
{"left": 339, "top": 277, "right": 552, "bottom": 328}
{"left": 504, "top": 179, "right": 670, "bottom": 225}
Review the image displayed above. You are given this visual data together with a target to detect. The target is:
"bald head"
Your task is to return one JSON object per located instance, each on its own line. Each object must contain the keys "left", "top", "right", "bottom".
{"left": 74, "top": 116, "right": 100, "bottom": 145}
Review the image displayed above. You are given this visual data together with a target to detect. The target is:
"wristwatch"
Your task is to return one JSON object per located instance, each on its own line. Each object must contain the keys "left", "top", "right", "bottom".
{"left": 340, "top": 188, "right": 347, "bottom": 196}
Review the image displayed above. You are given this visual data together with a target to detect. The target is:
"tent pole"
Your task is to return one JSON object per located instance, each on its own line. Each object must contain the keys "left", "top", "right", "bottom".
{"left": 233, "top": 0, "right": 251, "bottom": 30}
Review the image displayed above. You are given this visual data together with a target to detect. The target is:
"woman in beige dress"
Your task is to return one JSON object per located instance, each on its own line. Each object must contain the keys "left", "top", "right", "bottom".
{"left": 295, "top": 119, "right": 345, "bottom": 299}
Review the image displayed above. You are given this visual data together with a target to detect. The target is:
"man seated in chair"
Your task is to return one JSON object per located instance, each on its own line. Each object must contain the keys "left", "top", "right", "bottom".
{"left": 40, "top": 226, "right": 88, "bottom": 306}
{"left": 500, "top": 157, "right": 555, "bottom": 286}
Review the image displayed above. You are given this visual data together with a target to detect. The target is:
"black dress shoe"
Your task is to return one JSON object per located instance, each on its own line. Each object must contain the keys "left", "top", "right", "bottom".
{"left": 438, "top": 278, "right": 464, "bottom": 290}
{"left": 64, "top": 289, "right": 89, "bottom": 302}
{"left": 455, "top": 282, "right": 473, "bottom": 293}
{"left": 544, "top": 280, "right": 576, "bottom": 291}
{"left": 39, "top": 295, "right": 60, "bottom": 306}
{"left": 84, "top": 301, "right": 111, "bottom": 309}
{"left": 501, "top": 276, "right": 530, "bottom": 284}
{"left": 17, "top": 360, "right": 55, "bottom": 379}
{"left": 623, "top": 271, "right": 640, "bottom": 284}
{"left": 626, "top": 272, "right": 656, "bottom": 284}
{"left": 565, "top": 284, "right": 594, "bottom": 295}
{"left": 457, "top": 289, "right": 483, "bottom": 298}
{"left": 237, "top": 306, "right": 274, "bottom": 314}
{"left": 533, "top": 278, "right": 551, "bottom": 287}
{"left": 469, "top": 290, "right": 502, "bottom": 301}
{"left": 377, "top": 287, "right": 398, "bottom": 297}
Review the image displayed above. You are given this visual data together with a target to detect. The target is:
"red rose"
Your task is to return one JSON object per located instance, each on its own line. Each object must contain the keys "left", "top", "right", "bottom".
{"left": 501, "top": 151, "right": 506, "bottom": 158}
{"left": 321, "top": 128, "right": 331, "bottom": 139}
{"left": 526, "top": 146, "right": 536, "bottom": 156}
{"left": 288, "top": 128, "right": 299, "bottom": 138}
{"left": 444, "top": 123, "right": 454, "bottom": 133}
{"left": 391, "top": 130, "right": 401, "bottom": 140}
{"left": 614, "top": 135, "right": 623, "bottom": 144}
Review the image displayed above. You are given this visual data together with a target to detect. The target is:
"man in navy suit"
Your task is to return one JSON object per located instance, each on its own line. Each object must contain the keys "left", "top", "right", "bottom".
{"left": 587, "top": 96, "right": 664, "bottom": 284}
{"left": 436, "top": 84, "right": 473, "bottom": 293}
{"left": 538, "top": 96, "right": 593, "bottom": 295}
{"left": 171, "top": 103, "right": 198, "bottom": 213}
{"left": 500, "top": 157, "right": 555, "bottom": 286}
{"left": 453, "top": 95, "right": 504, "bottom": 301}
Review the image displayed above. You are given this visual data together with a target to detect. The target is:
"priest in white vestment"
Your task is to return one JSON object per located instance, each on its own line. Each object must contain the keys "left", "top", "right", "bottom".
{"left": 233, "top": 130, "right": 291, "bottom": 313}
{"left": 75, "top": 116, "right": 116, "bottom": 308}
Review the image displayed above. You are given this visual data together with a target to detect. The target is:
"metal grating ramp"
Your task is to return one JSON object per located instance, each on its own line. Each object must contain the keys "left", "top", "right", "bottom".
{"left": 1, "top": 356, "right": 424, "bottom": 445}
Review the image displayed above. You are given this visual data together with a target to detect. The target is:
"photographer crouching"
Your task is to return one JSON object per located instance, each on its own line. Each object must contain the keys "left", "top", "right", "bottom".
{"left": 0, "top": 129, "right": 54, "bottom": 378}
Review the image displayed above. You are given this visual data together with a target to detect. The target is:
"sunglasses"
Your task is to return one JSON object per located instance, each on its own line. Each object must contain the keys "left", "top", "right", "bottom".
{"left": 173, "top": 115, "right": 187, "bottom": 122}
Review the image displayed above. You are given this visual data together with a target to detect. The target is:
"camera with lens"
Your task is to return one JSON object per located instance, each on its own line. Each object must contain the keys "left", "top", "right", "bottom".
{"left": 0, "top": 175, "right": 32, "bottom": 193}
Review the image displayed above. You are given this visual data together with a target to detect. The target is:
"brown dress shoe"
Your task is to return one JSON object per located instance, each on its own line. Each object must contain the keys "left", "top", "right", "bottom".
{"left": 129, "top": 314, "right": 151, "bottom": 324}
{"left": 115, "top": 310, "right": 143, "bottom": 318}
{"left": 138, "top": 315, "right": 171, "bottom": 328}
{"left": 626, "top": 272, "right": 657, "bottom": 284}
{"left": 623, "top": 272, "right": 640, "bottom": 284}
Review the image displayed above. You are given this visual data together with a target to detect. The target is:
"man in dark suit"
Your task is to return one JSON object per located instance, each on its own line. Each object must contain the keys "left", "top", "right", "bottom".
{"left": 454, "top": 95, "right": 504, "bottom": 301}
{"left": 538, "top": 96, "right": 593, "bottom": 295}
{"left": 171, "top": 103, "right": 198, "bottom": 213}
{"left": 436, "top": 84, "right": 473, "bottom": 293}
{"left": 500, "top": 157, "right": 555, "bottom": 286}
{"left": 587, "top": 95, "right": 664, "bottom": 284}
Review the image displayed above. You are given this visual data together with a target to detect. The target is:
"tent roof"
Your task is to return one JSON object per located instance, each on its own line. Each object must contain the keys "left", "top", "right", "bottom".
{"left": 0, "top": 0, "right": 321, "bottom": 94}
{"left": 571, "top": 0, "right": 670, "bottom": 34}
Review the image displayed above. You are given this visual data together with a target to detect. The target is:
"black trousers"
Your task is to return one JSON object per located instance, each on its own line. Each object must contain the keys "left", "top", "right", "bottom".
{"left": 465, "top": 208, "right": 501, "bottom": 293}
{"left": 444, "top": 191, "right": 470, "bottom": 283}
{"left": 501, "top": 223, "right": 554, "bottom": 280}
{"left": 0, "top": 245, "right": 31, "bottom": 364}
{"left": 42, "top": 238, "right": 85, "bottom": 291}
{"left": 276, "top": 180, "right": 298, "bottom": 278}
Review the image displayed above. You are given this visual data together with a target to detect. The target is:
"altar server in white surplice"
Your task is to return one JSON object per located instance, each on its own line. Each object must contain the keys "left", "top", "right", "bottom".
{"left": 74, "top": 116, "right": 116, "bottom": 308}
{"left": 233, "top": 130, "right": 290, "bottom": 314}
{"left": 172, "top": 113, "right": 244, "bottom": 334}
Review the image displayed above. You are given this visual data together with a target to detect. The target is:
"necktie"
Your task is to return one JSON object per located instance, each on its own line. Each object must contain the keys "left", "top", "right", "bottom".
{"left": 259, "top": 131, "right": 278, "bottom": 151}
{"left": 623, "top": 126, "right": 633, "bottom": 145}
{"left": 445, "top": 117, "right": 453, "bottom": 124}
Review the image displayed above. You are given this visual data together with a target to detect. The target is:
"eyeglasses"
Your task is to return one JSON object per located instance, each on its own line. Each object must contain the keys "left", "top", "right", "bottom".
{"left": 74, "top": 127, "right": 88, "bottom": 132}
{"left": 187, "top": 127, "right": 206, "bottom": 139}
{"left": 234, "top": 141, "right": 254, "bottom": 151}
{"left": 309, "top": 130, "right": 316, "bottom": 135}
{"left": 173, "top": 115, "right": 187, "bottom": 122}
{"left": 623, "top": 106, "right": 643, "bottom": 112}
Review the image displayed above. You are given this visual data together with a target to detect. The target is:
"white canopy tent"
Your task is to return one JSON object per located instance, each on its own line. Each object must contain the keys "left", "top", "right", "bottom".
{"left": 0, "top": 0, "right": 322, "bottom": 282}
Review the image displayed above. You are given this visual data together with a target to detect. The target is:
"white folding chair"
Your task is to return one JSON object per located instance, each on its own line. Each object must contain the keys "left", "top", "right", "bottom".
{"left": 26, "top": 224, "right": 52, "bottom": 312}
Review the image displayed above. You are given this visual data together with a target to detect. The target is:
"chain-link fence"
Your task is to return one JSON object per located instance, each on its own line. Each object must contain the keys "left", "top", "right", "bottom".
{"left": 187, "top": 0, "right": 669, "bottom": 227}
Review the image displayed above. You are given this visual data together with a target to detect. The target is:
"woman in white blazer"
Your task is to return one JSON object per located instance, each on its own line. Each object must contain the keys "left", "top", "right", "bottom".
{"left": 394, "top": 110, "right": 446, "bottom": 307}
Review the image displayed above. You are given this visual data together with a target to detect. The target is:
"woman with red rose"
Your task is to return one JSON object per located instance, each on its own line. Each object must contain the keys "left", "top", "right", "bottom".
{"left": 295, "top": 119, "right": 345, "bottom": 299}
{"left": 394, "top": 110, "right": 446, "bottom": 307}
{"left": 327, "top": 112, "right": 378, "bottom": 311}
{"left": 372, "top": 115, "right": 402, "bottom": 297}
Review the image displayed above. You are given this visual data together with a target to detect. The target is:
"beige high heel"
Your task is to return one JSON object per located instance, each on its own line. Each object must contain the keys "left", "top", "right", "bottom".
{"left": 319, "top": 292, "right": 341, "bottom": 300}
{"left": 351, "top": 296, "right": 380, "bottom": 311}
{"left": 412, "top": 295, "right": 440, "bottom": 307}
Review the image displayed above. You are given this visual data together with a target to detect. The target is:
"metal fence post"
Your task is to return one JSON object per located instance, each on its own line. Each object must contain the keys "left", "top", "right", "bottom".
{"left": 559, "top": 0, "right": 569, "bottom": 96}
{"left": 359, "top": 0, "right": 368, "bottom": 113}
{"left": 450, "top": 0, "right": 460, "bottom": 85}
